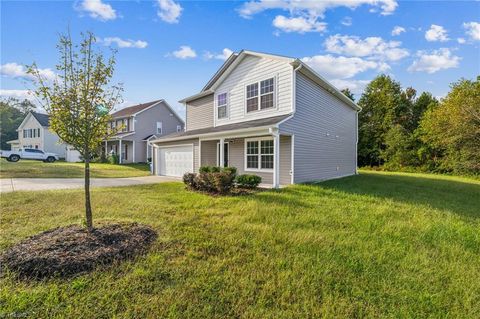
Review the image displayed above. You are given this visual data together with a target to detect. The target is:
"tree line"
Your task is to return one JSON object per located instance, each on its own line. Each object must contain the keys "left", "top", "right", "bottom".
{"left": 352, "top": 74, "right": 479, "bottom": 176}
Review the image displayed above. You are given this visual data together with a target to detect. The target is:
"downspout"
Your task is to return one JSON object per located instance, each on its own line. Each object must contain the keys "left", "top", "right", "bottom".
{"left": 290, "top": 62, "right": 303, "bottom": 184}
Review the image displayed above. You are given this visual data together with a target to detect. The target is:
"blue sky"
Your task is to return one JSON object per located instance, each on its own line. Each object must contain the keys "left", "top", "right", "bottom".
{"left": 1, "top": 0, "right": 479, "bottom": 118}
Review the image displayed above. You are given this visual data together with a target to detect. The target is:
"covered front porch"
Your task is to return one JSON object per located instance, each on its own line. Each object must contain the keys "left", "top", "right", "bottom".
{"left": 199, "top": 132, "right": 292, "bottom": 187}
{"left": 103, "top": 139, "right": 135, "bottom": 164}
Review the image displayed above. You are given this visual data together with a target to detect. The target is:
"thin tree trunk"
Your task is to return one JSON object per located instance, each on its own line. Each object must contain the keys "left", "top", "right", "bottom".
{"left": 85, "top": 149, "right": 93, "bottom": 232}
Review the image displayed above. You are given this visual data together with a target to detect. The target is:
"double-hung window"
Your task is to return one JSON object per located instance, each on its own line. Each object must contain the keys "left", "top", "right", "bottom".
{"left": 217, "top": 93, "right": 228, "bottom": 119}
{"left": 245, "top": 138, "right": 274, "bottom": 171}
{"left": 156, "top": 121, "right": 163, "bottom": 135}
{"left": 246, "top": 77, "right": 275, "bottom": 113}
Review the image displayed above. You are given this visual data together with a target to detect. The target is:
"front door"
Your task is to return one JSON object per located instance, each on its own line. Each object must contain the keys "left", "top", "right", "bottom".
{"left": 216, "top": 142, "right": 229, "bottom": 167}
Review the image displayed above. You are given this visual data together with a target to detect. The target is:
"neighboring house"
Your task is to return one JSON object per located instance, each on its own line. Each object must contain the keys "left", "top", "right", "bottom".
{"left": 151, "top": 50, "right": 361, "bottom": 188}
{"left": 6, "top": 111, "right": 68, "bottom": 158}
{"left": 103, "top": 100, "right": 184, "bottom": 164}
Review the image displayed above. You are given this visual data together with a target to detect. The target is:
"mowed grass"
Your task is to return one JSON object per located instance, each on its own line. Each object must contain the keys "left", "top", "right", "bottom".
{"left": 0, "top": 158, "right": 150, "bottom": 178}
{"left": 1, "top": 171, "right": 479, "bottom": 318}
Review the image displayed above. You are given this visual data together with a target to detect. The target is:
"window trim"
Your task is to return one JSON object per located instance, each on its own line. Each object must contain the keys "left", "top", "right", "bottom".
{"left": 156, "top": 121, "right": 163, "bottom": 135}
{"left": 244, "top": 76, "right": 276, "bottom": 115}
{"left": 244, "top": 137, "right": 275, "bottom": 172}
{"left": 176, "top": 125, "right": 182, "bottom": 132}
{"left": 215, "top": 91, "right": 229, "bottom": 120}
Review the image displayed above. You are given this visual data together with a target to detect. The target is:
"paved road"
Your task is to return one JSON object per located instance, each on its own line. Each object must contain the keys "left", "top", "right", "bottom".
{"left": 0, "top": 176, "right": 180, "bottom": 193}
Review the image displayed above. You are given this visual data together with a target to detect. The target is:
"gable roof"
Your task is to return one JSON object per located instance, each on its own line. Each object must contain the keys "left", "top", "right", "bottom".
{"left": 179, "top": 49, "right": 360, "bottom": 111}
{"left": 111, "top": 100, "right": 162, "bottom": 118}
{"left": 31, "top": 111, "right": 50, "bottom": 127}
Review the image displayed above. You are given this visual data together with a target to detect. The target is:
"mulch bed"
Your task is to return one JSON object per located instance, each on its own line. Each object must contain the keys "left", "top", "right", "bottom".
{"left": 0, "top": 223, "right": 157, "bottom": 279}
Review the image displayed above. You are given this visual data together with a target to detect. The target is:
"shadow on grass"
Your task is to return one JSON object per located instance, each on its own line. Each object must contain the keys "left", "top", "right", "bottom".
{"left": 306, "top": 172, "right": 480, "bottom": 218}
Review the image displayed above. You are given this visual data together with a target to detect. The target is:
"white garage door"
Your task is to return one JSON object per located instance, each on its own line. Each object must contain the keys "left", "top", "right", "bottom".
{"left": 158, "top": 145, "right": 193, "bottom": 177}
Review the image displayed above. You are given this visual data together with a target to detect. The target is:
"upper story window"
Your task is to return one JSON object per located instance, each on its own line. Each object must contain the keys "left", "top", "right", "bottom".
{"left": 217, "top": 93, "right": 228, "bottom": 119}
{"left": 156, "top": 121, "right": 163, "bottom": 135}
{"left": 246, "top": 77, "right": 275, "bottom": 113}
{"left": 121, "top": 118, "right": 129, "bottom": 132}
{"left": 176, "top": 125, "right": 182, "bottom": 132}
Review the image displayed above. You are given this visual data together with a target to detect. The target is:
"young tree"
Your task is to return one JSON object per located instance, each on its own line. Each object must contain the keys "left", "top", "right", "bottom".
{"left": 28, "top": 32, "right": 122, "bottom": 231}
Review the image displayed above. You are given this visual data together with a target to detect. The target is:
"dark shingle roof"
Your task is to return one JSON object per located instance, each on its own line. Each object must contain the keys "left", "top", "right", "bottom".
{"left": 111, "top": 100, "right": 162, "bottom": 118}
{"left": 155, "top": 114, "right": 291, "bottom": 141}
{"left": 31, "top": 112, "right": 49, "bottom": 127}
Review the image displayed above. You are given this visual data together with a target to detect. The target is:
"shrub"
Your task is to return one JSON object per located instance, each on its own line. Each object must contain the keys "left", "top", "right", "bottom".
{"left": 182, "top": 173, "right": 196, "bottom": 189}
{"left": 108, "top": 154, "right": 119, "bottom": 164}
{"left": 184, "top": 167, "right": 238, "bottom": 194}
{"left": 236, "top": 174, "right": 262, "bottom": 188}
{"left": 213, "top": 171, "right": 235, "bottom": 194}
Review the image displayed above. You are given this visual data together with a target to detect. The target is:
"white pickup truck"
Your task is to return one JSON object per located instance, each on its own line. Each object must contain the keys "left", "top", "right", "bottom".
{"left": 0, "top": 148, "right": 59, "bottom": 163}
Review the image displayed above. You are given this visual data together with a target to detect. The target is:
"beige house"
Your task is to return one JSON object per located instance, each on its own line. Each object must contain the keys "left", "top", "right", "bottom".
{"left": 151, "top": 50, "right": 361, "bottom": 188}
{"left": 7, "top": 111, "right": 68, "bottom": 158}
{"left": 104, "top": 100, "right": 184, "bottom": 164}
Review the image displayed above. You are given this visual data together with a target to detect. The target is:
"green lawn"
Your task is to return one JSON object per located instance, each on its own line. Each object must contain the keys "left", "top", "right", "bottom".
{"left": 0, "top": 158, "right": 150, "bottom": 178}
{"left": 1, "top": 171, "right": 479, "bottom": 318}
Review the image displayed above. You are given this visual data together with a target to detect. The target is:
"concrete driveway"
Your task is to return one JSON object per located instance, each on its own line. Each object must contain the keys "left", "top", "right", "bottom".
{"left": 0, "top": 176, "right": 180, "bottom": 193}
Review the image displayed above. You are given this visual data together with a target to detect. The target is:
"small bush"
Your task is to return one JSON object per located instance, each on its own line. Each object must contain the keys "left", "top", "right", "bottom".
{"left": 236, "top": 174, "right": 262, "bottom": 188}
{"left": 108, "top": 154, "right": 119, "bottom": 164}
{"left": 184, "top": 167, "right": 238, "bottom": 194}
{"left": 183, "top": 173, "right": 196, "bottom": 189}
{"left": 213, "top": 171, "right": 236, "bottom": 194}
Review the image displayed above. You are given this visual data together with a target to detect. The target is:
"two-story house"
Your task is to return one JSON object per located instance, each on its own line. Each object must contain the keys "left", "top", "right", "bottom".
{"left": 104, "top": 100, "right": 184, "bottom": 164}
{"left": 6, "top": 111, "right": 68, "bottom": 158}
{"left": 150, "top": 50, "right": 361, "bottom": 188}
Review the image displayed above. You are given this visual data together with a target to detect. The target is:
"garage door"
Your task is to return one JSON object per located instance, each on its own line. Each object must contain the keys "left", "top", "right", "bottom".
{"left": 158, "top": 145, "right": 193, "bottom": 177}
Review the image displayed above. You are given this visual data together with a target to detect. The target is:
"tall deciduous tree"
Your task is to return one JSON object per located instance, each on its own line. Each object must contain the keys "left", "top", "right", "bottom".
{"left": 28, "top": 32, "right": 122, "bottom": 231}
{"left": 357, "top": 75, "right": 403, "bottom": 166}
{"left": 341, "top": 88, "right": 355, "bottom": 101}
{"left": 420, "top": 77, "right": 480, "bottom": 174}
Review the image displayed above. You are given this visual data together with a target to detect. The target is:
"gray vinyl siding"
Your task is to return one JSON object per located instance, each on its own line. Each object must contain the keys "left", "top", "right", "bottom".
{"left": 200, "top": 140, "right": 217, "bottom": 166}
{"left": 186, "top": 94, "right": 214, "bottom": 131}
{"left": 153, "top": 138, "right": 200, "bottom": 174}
{"left": 280, "top": 72, "right": 357, "bottom": 183}
{"left": 279, "top": 135, "right": 292, "bottom": 185}
{"left": 109, "top": 101, "right": 184, "bottom": 163}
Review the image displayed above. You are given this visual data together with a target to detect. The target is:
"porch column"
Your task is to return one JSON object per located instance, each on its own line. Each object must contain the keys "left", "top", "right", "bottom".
{"left": 273, "top": 134, "right": 280, "bottom": 188}
{"left": 104, "top": 140, "right": 107, "bottom": 157}
{"left": 119, "top": 139, "right": 122, "bottom": 164}
{"left": 219, "top": 138, "right": 225, "bottom": 168}
{"left": 132, "top": 141, "right": 136, "bottom": 163}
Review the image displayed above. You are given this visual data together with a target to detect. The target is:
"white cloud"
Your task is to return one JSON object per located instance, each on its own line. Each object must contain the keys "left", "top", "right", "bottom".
{"left": 463, "top": 22, "right": 480, "bottom": 41}
{"left": 204, "top": 48, "right": 234, "bottom": 61}
{"left": 391, "top": 26, "right": 405, "bottom": 36}
{"left": 272, "top": 15, "right": 326, "bottom": 33}
{"left": 330, "top": 79, "right": 370, "bottom": 94}
{"left": 77, "top": 0, "right": 117, "bottom": 21}
{"left": 324, "top": 34, "right": 409, "bottom": 61}
{"left": 301, "top": 55, "right": 387, "bottom": 79}
{"left": 408, "top": 48, "right": 460, "bottom": 74}
{"left": 169, "top": 46, "right": 197, "bottom": 59}
{"left": 0, "top": 62, "right": 56, "bottom": 82}
{"left": 341, "top": 16, "right": 352, "bottom": 26}
{"left": 425, "top": 24, "right": 449, "bottom": 42}
{"left": 457, "top": 38, "right": 466, "bottom": 44}
{"left": 157, "top": 0, "right": 182, "bottom": 23}
{"left": 102, "top": 37, "right": 148, "bottom": 49}
{"left": 238, "top": 0, "right": 398, "bottom": 33}
{"left": 0, "top": 89, "right": 35, "bottom": 101}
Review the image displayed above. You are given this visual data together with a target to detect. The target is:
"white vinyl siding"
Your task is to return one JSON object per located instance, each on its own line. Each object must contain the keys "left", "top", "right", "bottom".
{"left": 280, "top": 72, "right": 357, "bottom": 183}
{"left": 215, "top": 55, "right": 293, "bottom": 126}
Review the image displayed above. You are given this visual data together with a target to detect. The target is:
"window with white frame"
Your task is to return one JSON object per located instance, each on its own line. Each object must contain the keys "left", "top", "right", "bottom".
{"left": 217, "top": 93, "right": 228, "bottom": 119}
{"left": 176, "top": 125, "right": 182, "bottom": 132}
{"left": 156, "top": 121, "right": 163, "bottom": 134}
{"left": 246, "top": 138, "right": 274, "bottom": 170}
{"left": 246, "top": 77, "right": 275, "bottom": 113}
{"left": 121, "top": 118, "right": 129, "bottom": 132}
